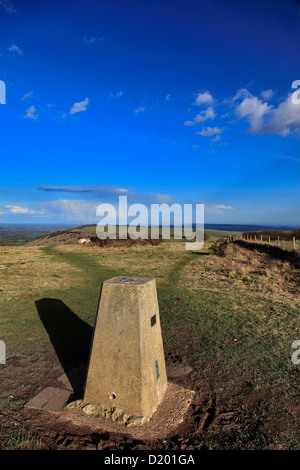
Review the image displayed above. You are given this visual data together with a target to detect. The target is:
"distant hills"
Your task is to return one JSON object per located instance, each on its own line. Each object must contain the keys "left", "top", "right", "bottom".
{"left": 0, "top": 223, "right": 298, "bottom": 246}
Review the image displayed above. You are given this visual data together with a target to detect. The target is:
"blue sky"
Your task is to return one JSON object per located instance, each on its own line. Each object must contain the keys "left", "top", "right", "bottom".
{"left": 0, "top": 0, "right": 299, "bottom": 226}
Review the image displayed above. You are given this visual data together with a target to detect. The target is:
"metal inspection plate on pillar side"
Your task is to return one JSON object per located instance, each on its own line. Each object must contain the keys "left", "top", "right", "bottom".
{"left": 83, "top": 276, "right": 168, "bottom": 424}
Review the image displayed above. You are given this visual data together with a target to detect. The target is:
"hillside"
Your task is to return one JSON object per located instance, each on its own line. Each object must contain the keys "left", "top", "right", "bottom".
{"left": 27, "top": 225, "right": 242, "bottom": 247}
{"left": 0, "top": 237, "right": 299, "bottom": 449}
{"left": 0, "top": 224, "right": 75, "bottom": 246}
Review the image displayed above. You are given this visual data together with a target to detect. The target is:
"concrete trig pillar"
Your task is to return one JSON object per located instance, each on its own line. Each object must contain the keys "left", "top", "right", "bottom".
{"left": 84, "top": 276, "right": 167, "bottom": 424}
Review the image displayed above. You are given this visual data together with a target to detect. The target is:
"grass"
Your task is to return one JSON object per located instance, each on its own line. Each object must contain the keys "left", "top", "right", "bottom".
{"left": 0, "top": 235, "right": 299, "bottom": 449}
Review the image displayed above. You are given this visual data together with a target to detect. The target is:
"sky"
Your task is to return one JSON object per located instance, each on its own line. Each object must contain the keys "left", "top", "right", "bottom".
{"left": 0, "top": 0, "right": 299, "bottom": 226}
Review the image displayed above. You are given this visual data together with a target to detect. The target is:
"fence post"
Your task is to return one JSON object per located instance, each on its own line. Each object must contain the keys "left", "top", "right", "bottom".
{"left": 293, "top": 236, "right": 296, "bottom": 249}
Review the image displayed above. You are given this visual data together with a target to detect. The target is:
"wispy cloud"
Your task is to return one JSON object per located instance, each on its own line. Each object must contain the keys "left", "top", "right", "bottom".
{"left": 206, "top": 204, "right": 238, "bottom": 214}
{"left": 0, "top": 0, "right": 16, "bottom": 13}
{"left": 261, "top": 89, "right": 275, "bottom": 100}
{"left": 21, "top": 90, "right": 34, "bottom": 101}
{"left": 134, "top": 106, "right": 146, "bottom": 114}
{"left": 193, "top": 91, "right": 214, "bottom": 106}
{"left": 42, "top": 193, "right": 174, "bottom": 222}
{"left": 69, "top": 97, "right": 90, "bottom": 115}
{"left": 184, "top": 106, "right": 216, "bottom": 126}
{"left": 143, "top": 193, "right": 174, "bottom": 204}
{"left": 231, "top": 88, "right": 252, "bottom": 102}
{"left": 36, "top": 185, "right": 131, "bottom": 196}
{"left": 7, "top": 44, "right": 22, "bottom": 55}
{"left": 36, "top": 185, "right": 173, "bottom": 207}
{"left": 44, "top": 199, "right": 99, "bottom": 222}
{"left": 196, "top": 126, "right": 224, "bottom": 137}
{"left": 1, "top": 205, "right": 45, "bottom": 215}
{"left": 83, "top": 34, "right": 104, "bottom": 44}
{"left": 108, "top": 91, "right": 123, "bottom": 99}
{"left": 24, "top": 105, "right": 38, "bottom": 120}
{"left": 165, "top": 94, "right": 172, "bottom": 101}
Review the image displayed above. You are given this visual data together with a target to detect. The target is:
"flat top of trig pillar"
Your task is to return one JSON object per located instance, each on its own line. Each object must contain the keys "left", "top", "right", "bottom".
{"left": 103, "top": 276, "right": 154, "bottom": 286}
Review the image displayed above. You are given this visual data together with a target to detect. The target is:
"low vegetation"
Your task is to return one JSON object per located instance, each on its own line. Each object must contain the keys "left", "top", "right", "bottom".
{"left": 0, "top": 228, "right": 299, "bottom": 449}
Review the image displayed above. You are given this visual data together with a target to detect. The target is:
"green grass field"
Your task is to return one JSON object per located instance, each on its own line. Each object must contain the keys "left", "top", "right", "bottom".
{"left": 0, "top": 235, "right": 299, "bottom": 449}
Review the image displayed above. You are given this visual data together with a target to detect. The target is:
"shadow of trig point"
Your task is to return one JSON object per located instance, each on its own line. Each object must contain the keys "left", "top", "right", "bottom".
{"left": 84, "top": 276, "right": 168, "bottom": 424}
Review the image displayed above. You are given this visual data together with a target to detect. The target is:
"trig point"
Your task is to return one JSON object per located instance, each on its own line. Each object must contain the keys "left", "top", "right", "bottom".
{"left": 84, "top": 276, "right": 168, "bottom": 424}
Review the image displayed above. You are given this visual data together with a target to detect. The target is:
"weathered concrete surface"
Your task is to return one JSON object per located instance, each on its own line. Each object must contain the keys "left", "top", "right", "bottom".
{"left": 25, "top": 387, "right": 71, "bottom": 412}
{"left": 84, "top": 277, "right": 167, "bottom": 421}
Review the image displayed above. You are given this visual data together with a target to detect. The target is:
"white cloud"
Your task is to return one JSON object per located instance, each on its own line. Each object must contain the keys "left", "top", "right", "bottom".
{"left": 211, "top": 135, "right": 221, "bottom": 143}
{"left": 205, "top": 204, "right": 238, "bottom": 214}
{"left": 3, "top": 205, "right": 45, "bottom": 215}
{"left": 44, "top": 194, "right": 174, "bottom": 223}
{"left": 44, "top": 199, "right": 101, "bottom": 222}
{"left": 236, "top": 95, "right": 272, "bottom": 133}
{"left": 165, "top": 94, "right": 172, "bottom": 101}
{"left": 196, "top": 126, "right": 224, "bottom": 136}
{"left": 261, "top": 94, "right": 300, "bottom": 136}
{"left": 232, "top": 88, "right": 252, "bottom": 102}
{"left": 8, "top": 44, "right": 22, "bottom": 55}
{"left": 235, "top": 90, "right": 300, "bottom": 136}
{"left": 134, "top": 106, "right": 146, "bottom": 114}
{"left": 24, "top": 105, "right": 38, "bottom": 120}
{"left": 261, "top": 89, "right": 275, "bottom": 100}
{"left": 223, "top": 88, "right": 252, "bottom": 107}
{"left": 193, "top": 91, "right": 214, "bottom": 106}
{"left": 69, "top": 97, "right": 90, "bottom": 115}
{"left": 184, "top": 106, "right": 216, "bottom": 126}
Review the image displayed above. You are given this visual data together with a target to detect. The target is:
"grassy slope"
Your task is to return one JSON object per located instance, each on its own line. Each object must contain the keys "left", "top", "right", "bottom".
{"left": 0, "top": 237, "right": 299, "bottom": 449}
